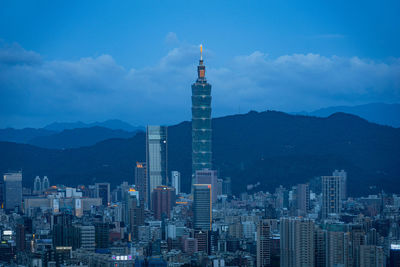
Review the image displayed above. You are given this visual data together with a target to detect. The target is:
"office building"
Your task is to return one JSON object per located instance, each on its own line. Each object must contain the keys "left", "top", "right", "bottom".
{"left": 79, "top": 225, "right": 95, "bottom": 251}
{"left": 194, "top": 230, "right": 208, "bottom": 253}
{"left": 191, "top": 45, "right": 212, "bottom": 188}
{"left": 33, "top": 176, "right": 42, "bottom": 195}
{"left": 127, "top": 189, "right": 145, "bottom": 240}
{"left": 3, "top": 172, "right": 22, "bottom": 211}
{"left": 171, "top": 171, "right": 181, "bottom": 195}
{"left": 280, "top": 217, "right": 315, "bottom": 267}
{"left": 146, "top": 125, "right": 168, "bottom": 203}
{"left": 390, "top": 244, "right": 400, "bottom": 267}
{"left": 322, "top": 176, "right": 342, "bottom": 219}
{"left": 325, "top": 223, "right": 350, "bottom": 267}
{"left": 52, "top": 224, "right": 81, "bottom": 250}
{"left": 95, "top": 222, "right": 109, "bottom": 249}
{"left": 193, "top": 184, "right": 212, "bottom": 231}
{"left": 95, "top": 183, "right": 110, "bottom": 206}
{"left": 359, "top": 245, "right": 385, "bottom": 267}
{"left": 296, "top": 183, "right": 310, "bottom": 216}
{"left": 257, "top": 219, "right": 271, "bottom": 267}
{"left": 135, "top": 162, "right": 148, "bottom": 206}
{"left": 222, "top": 177, "right": 232, "bottom": 196}
{"left": 195, "top": 169, "right": 218, "bottom": 203}
{"left": 42, "top": 176, "right": 50, "bottom": 190}
{"left": 333, "top": 170, "right": 347, "bottom": 200}
{"left": 151, "top": 185, "right": 175, "bottom": 220}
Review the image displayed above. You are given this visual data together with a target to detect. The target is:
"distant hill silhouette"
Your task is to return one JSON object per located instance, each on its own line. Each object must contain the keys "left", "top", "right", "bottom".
{"left": 0, "top": 110, "right": 399, "bottom": 196}
{"left": 297, "top": 103, "right": 400, "bottom": 128}
{"left": 44, "top": 119, "right": 143, "bottom": 132}
{"left": 27, "top": 126, "right": 138, "bottom": 149}
{"left": 0, "top": 128, "right": 56, "bottom": 143}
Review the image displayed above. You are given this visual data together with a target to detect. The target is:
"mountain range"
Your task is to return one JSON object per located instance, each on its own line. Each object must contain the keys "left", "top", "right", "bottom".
{"left": 296, "top": 103, "right": 400, "bottom": 128}
{"left": 0, "top": 110, "right": 399, "bottom": 196}
{"left": 43, "top": 119, "right": 143, "bottom": 132}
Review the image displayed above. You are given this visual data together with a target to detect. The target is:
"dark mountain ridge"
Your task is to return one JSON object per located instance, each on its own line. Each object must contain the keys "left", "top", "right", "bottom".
{"left": 0, "top": 110, "right": 399, "bottom": 196}
{"left": 297, "top": 102, "right": 400, "bottom": 128}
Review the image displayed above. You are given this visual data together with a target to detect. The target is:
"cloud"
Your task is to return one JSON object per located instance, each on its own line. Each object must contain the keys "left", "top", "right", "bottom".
{"left": 0, "top": 40, "right": 41, "bottom": 65}
{"left": 0, "top": 41, "right": 399, "bottom": 128}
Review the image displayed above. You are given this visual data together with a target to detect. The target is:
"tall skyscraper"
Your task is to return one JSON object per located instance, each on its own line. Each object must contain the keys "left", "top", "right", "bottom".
{"left": 280, "top": 217, "right": 315, "bottom": 267}
{"left": 42, "top": 176, "right": 50, "bottom": 190}
{"left": 146, "top": 125, "right": 168, "bottom": 202}
{"left": 33, "top": 176, "right": 42, "bottom": 195}
{"left": 195, "top": 169, "right": 218, "bottom": 203}
{"left": 95, "top": 183, "right": 110, "bottom": 206}
{"left": 322, "top": 176, "right": 342, "bottom": 219}
{"left": 296, "top": 183, "right": 310, "bottom": 216}
{"left": 135, "top": 162, "right": 148, "bottom": 206}
{"left": 3, "top": 172, "right": 22, "bottom": 211}
{"left": 332, "top": 169, "right": 347, "bottom": 200}
{"left": 257, "top": 219, "right": 271, "bottom": 267}
{"left": 171, "top": 171, "right": 181, "bottom": 195}
{"left": 191, "top": 45, "right": 212, "bottom": 188}
{"left": 193, "top": 184, "right": 212, "bottom": 231}
{"left": 151, "top": 185, "right": 176, "bottom": 220}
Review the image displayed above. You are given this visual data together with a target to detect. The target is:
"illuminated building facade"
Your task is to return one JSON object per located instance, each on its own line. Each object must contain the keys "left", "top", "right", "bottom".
{"left": 191, "top": 45, "right": 212, "bottom": 188}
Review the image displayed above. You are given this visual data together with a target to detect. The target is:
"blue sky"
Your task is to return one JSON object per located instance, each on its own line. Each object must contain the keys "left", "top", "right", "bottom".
{"left": 0, "top": 0, "right": 399, "bottom": 128}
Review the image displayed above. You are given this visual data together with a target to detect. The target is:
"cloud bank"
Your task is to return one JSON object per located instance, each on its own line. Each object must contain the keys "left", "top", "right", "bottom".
{"left": 0, "top": 39, "right": 399, "bottom": 128}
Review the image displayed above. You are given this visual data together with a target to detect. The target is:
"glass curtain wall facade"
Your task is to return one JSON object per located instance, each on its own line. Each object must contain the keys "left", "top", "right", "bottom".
{"left": 146, "top": 126, "right": 168, "bottom": 207}
{"left": 191, "top": 49, "right": 212, "bottom": 189}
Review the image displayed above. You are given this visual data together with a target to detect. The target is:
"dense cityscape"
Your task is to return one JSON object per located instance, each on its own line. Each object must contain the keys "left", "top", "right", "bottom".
{"left": 0, "top": 50, "right": 399, "bottom": 267}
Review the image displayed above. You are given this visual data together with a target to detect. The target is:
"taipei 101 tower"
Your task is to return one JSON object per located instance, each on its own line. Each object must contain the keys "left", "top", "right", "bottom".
{"left": 191, "top": 45, "right": 212, "bottom": 188}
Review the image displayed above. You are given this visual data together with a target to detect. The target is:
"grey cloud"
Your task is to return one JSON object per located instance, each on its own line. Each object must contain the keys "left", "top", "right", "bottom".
{"left": 0, "top": 41, "right": 41, "bottom": 65}
{"left": 0, "top": 42, "right": 399, "bottom": 128}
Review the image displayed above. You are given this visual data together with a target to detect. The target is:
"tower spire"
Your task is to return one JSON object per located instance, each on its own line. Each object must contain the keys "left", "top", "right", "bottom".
{"left": 200, "top": 44, "right": 203, "bottom": 61}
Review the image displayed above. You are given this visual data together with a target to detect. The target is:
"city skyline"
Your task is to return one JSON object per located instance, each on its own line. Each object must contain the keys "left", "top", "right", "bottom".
{"left": 0, "top": 1, "right": 399, "bottom": 266}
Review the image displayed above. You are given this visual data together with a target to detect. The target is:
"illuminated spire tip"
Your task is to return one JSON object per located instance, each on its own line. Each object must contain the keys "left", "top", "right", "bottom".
{"left": 200, "top": 44, "right": 203, "bottom": 60}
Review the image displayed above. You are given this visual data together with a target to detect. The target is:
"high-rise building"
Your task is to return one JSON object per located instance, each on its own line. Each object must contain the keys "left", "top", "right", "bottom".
{"left": 151, "top": 186, "right": 175, "bottom": 220}
{"left": 171, "top": 171, "right": 181, "bottom": 195}
{"left": 146, "top": 125, "right": 168, "bottom": 203}
{"left": 314, "top": 227, "right": 327, "bottom": 267}
{"left": 193, "top": 184, "right": 212, "bottom": 231}
{"left": 195, "top": 169, "right": 218, "bottom": 203}
{"left": 191, "top": 45, "right": 212, "bottom": 188}
{"left": 389, "top": 244, "right": 400, "bottom": 267}
{"left": 257, "top": 219, "right": 271, "bottom": 267}
{"left": 296, "top": 183, "right": 310, "bottom": 216}
{"left": 127, "top": 190, "right": 144, "bottom": 241}
{"left": 79, "top": 225, "right": 95, "bottom": 251}
{"left": 222, "top": 177, "right": 232, "bottom": 196}
{"left": 95, "top": 222, "right": 109, "bottom": 249}
{"left": 33, "top": 176, "right": 42, "bottom": 195}
{"left": 95, "top": 183, "right": 110, "bottom": 206}
{"left": 332, "top": 170, "right": 347, "bottom": 200}
{"left": 16, "top": 224, "right": 25, "bottom": 252}
{"left": 42, "top": 176, "right": 50, "bottom": 191}
{"left": 359, "top": 245, "right": 385, "bottom": 267}
{"left": 324, "top": 223, "right": 350, "bottom": 267}
{"left": 322, "top": 176, "right": 342, "bottom": 219}
{"left": 3, "top": 172, "right": 22, "bottom": 211}
{"left": 280, "top": 217, "right": 315, "bottom": 267}
{"left": 135, "top": 162, "right": 148, "bottom": 206}
{"left": 52, "top": 224, "right": 81, "bottom": 250}
{"left": 194, "top": 230, "right": 209, "bottom": 254}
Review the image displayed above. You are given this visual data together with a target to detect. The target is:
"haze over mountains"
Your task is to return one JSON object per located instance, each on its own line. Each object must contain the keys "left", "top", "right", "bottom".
{"left": 0, "top": 108, "right": 399, "bottom": 197}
